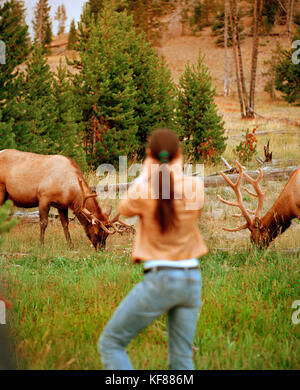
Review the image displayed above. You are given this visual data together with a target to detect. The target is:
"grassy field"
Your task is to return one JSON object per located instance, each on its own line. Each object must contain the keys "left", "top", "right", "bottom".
{"left": 1, "top": 206, "right": 300, "bottom": 370}
{"left": 1, "top": 93, "right": 300, "bottom": 370}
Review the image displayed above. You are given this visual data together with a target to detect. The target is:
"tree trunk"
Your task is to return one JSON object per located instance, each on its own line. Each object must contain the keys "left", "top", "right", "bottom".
{"left": 287, "top": 0, "right": 295, "bottom": 37}
{"left": 224, "top": 0, "right": 231, "bottom": 96}
{"left": 229, "top": 0, "right": 246, "bottom": 117}
{"left": 249, "top": 0, "right": 263, "bottom": 117}
{"left": 232, "top": 0, "right": 249, "bottom": 116}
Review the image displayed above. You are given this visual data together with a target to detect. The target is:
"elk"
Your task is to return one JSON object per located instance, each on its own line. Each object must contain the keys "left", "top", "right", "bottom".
{"left": 0, "top": 149, "right": 132, "bottom": 249}
{"left": 217, "top": 161, "right": 300, "bottom": 248}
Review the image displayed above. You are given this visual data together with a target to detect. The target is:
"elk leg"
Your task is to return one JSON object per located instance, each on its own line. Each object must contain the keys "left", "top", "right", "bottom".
{"left": 38, "top": 200, "right": 50, "bottom": 246}
{"left": 58, "top": 208, "right": 73, "bottom": 248}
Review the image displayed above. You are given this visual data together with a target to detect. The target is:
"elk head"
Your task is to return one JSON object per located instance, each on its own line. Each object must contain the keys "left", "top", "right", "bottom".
{"left": 217, "top": 161, "right": 270, "bottom": 248}
{"left": 78, "top": 178, "right": 134, "bottom": 250}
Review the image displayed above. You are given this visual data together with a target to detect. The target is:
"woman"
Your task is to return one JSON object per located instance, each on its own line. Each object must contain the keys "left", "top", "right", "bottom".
{"left": 98, "top": 128, "right": 208, "bottom": 370}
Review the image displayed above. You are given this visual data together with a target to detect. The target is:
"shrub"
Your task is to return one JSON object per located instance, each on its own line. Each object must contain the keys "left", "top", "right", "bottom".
{"left": 234, "top": 128, "right": 257, "bottom": 163}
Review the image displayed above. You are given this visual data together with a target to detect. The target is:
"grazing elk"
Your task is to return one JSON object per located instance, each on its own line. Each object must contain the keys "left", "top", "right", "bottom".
{"left": 217, "top": 161, "right": 300, "bottom": 248}
{"left": 0, "top": 149, "right": 132, "bottom": 249}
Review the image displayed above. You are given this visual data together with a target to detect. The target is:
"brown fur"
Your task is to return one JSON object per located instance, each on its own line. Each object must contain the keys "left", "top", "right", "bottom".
{"left": 0, "top": 149, "right": 110, "bottom": 249}
{"left": 251, "top": 167, "right": 300, "bottom": 247}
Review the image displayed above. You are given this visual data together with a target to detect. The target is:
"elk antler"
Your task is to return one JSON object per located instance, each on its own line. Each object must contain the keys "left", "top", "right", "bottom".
{"left": 78, "top": 179, "right": 134, "bottom": 235}
{"left": 110, "top": 213, "right": 135, "bottom": 234}
{"left": 217, "top": 161, "right": 266, "bottom": 232}
{"left": 78, "top": 178, "right": 115, "bottom": 234}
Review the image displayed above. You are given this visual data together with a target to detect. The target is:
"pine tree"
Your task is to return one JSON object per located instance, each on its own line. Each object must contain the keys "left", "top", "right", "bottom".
{"left": 13, "top": 44, "right": 56, "bottom": 153}
{"left": 52, "top": 60, "right": 87, "bottom": 170}
{"left": 55, "top": 4, "right": 67, "bottom": 35}
{"left": 176, "top": 53, "right": 226, "bottom": 163}
{"left": 201, "top": 0, "right": 217, "bottom": 27}
{"left": 274, "top": 27, "right": 300, "bottom": 105}
{"left": 44, "top": 19, "right": 53, "bottom": 47}
{"left": 126, "top": 0, "right": 173, "bottom": 44}
{"left": 70, "top": 1, "right": 175, "bottom": 166}
{"left": 262, "top": 0, "right": 279, "bottom": 33}
{"left": 212, "top": 9, "right": 244, "bottom": 47}
{"left": 190, "top": 0, "right": 203, "bottom": 31}
{"left": 0, "top": 109, "right": 15, "bottom": 149}
{"left": 126, "top": 29, "right": 176, "bottom": 158}
{"left": 0, "top": 0, "right": 30, "bottom": 121}
{"left": 32, "top": 0, "right": 52, "bottom": 46}
{"left": 87, "top": 0, "right": 104, "bottom": 18}
{"left": 71, "top": 4, "right": 138, "bottom": 167}
{"left": 67, "top": 19, "right": 77, "bottom": 49}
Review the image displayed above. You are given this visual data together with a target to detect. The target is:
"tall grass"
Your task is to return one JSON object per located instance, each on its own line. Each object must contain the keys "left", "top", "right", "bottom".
{"left": 1, "top": 222, "right": 299, "bottom": 370}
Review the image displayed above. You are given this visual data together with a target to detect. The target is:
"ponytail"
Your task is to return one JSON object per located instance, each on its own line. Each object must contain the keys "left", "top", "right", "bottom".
{"left": 149, "top": 129, "right": 179, "bottom": 234}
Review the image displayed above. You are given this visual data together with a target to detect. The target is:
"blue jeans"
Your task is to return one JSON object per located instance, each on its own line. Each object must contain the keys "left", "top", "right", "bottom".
{"left": 98, "top": 268, "right": 202, "bottom": 370}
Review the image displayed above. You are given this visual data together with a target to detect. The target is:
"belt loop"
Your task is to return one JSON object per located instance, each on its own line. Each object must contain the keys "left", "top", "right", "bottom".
{"left": 153, "top": 267, "right": 158, "bottom": 274}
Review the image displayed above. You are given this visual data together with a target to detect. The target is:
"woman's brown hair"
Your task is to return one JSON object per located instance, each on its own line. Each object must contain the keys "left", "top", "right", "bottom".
{"left": 148, "top": 128, "right": 180, "bottom": 233}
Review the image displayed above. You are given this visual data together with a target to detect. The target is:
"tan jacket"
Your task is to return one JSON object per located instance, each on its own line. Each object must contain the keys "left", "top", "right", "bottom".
{"left": 118, "top": 168, "right": 209, "bottom": 263}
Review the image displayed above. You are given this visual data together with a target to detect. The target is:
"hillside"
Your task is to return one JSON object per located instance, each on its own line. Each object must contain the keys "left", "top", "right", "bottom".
{"left": 47, "top": 24, "right": 293, "bottom": 96}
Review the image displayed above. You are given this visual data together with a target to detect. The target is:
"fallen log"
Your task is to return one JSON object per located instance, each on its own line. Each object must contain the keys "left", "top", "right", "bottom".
{"left": 13, "top": 210, "right": 40, "bottom": 222}
{"left": 229, "top": 129, "right": 299, "bottom": 138}
{"left": 250, "top": 110, "right": 300, "bottom": 127}
{"left": 94, "top": 165, "right": 298, "bottom": 192}
{"left": 0, "top": 252, "right": 28, "bottom": 257}
{"left": 12, "top": 210, "right": 72, "bottom": 223}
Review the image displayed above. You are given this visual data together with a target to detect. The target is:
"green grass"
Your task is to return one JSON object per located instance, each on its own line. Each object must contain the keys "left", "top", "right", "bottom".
{"left": 1, "top": 224, "right": 300, "bottom": 370}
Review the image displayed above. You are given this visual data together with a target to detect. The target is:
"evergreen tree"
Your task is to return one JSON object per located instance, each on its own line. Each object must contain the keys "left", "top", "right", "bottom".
{"left": 32, "top": 0, "right": 52, "bottom": 46}
{"left": 201, "top": 0, "right": 218, "bottom": 27}
{"left": 212, "top": 9, "right": 244, "bottom": 47}
{"left": 71, "top": 4, "right": 138, "bottom": 167}
{"left": 87, "top": 0, "right": 104, "bottom": 18}
{"left": 126, "top": 0, "right": 173, "bottom": 44}
{"left": 70, "top": 1, "right": 175, "bottom": 166}
{"left": 55, "top": 4, "right": 67, "bottom": 35}
{"left": 45, "top": 19, "right": 52, "bottom": 44}
{"left": 0, "top": 0, "right": 30, "bottom": 120}
{"left": 176, "top": 53, "right": 226, "bottom": 163}
{"left": 67, "top": 19, "right": 77, "bottom": 49}
{"left": 13, "top": 44, "right": 56, "bottom": 153}
{"left": 0, "top": 109, "right": 15, "bottom": 149}
{"left": 52, "top": 60, "right": 87, "bottom": 170}
{"left": 126, "top": 29, "right": 176, "bottom": 158}
{"left": 274, "top": 27, "right": 300, "bottom": 105}
{"left": 262, "top": 0, "right": 279, "bottom": 32}
{"left": 190, "top": 1, "right": 203, "bottom": 31}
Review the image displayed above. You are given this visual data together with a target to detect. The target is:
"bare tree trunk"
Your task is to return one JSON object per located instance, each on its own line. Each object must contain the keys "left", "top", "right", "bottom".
{"left": 224, "top": 0, "right": 231, "bottom": 96}
{"left": 229, "top": 0, "right": 246, "bottom": 117}
{"left": 249, "top": 0, "right": 263, "bottom": 117}
{"left": 232, "top": 0, "right": 249, "bottom": 116}
{"left": 287, "top": 0, "right": 295, "bottom": 37}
